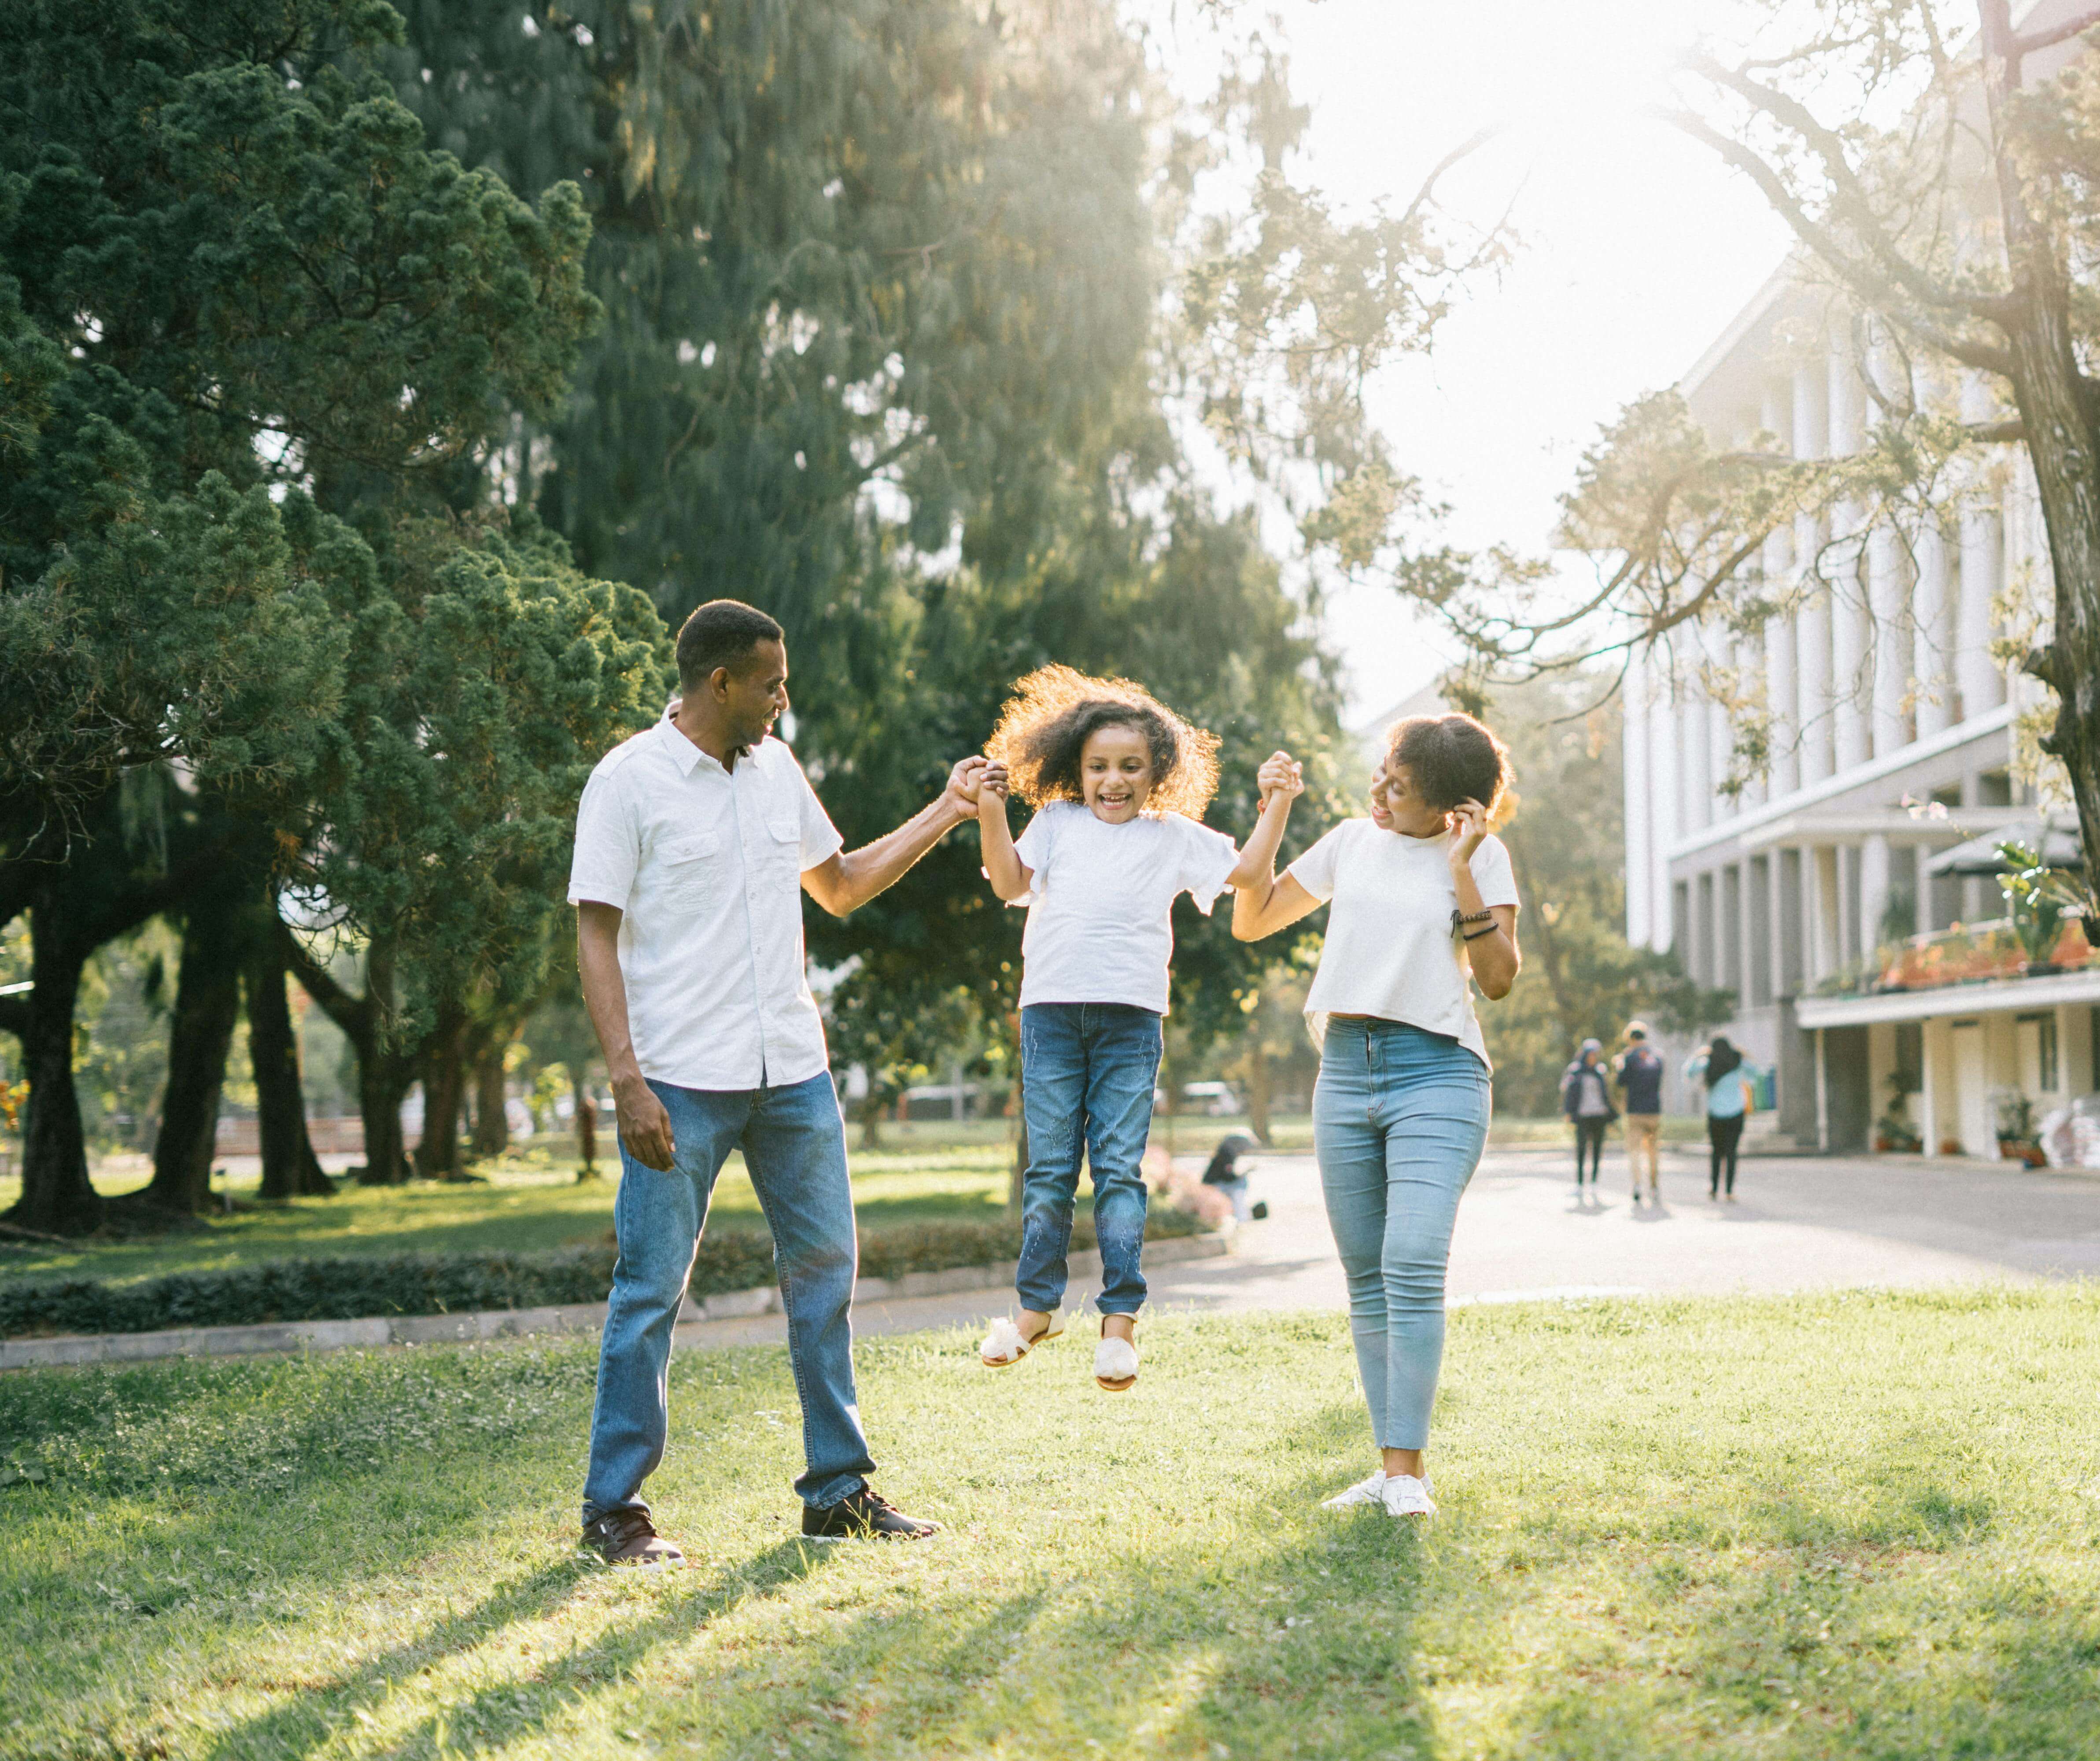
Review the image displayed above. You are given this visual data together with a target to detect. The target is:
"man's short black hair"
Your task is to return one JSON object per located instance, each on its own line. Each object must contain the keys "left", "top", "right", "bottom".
{"left": 676, "top": 599, "right": 783, "bottom": 693}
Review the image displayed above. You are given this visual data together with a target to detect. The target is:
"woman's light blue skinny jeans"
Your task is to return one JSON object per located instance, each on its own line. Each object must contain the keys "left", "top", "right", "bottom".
{"left": 1313, "top": 1016, "right": 1491, "bottom": 1452}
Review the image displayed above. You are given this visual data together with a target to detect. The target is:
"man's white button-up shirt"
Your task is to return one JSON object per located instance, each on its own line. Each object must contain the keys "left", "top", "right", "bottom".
{"left": 567, "top": 717, "right": 845, "bottom": 1091}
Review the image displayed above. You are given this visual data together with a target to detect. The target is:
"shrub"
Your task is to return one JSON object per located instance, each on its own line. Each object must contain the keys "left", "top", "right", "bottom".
{"left": 0, "top": 1208, "right": 1204, "bottom": 1339}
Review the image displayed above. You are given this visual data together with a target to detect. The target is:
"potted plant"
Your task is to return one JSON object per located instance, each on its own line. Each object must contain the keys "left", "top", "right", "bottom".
{"left": 1994, "top": 1088, "right": 2047, "bottom": 1166}
{"left": 1998, "top": 841, "right": 2074, "bottom": 976}
{"left": 1874, "top": 1071, "right": 1923, "bottom": 1153}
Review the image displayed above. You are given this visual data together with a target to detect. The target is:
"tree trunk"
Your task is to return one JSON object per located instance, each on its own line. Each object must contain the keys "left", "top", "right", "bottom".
{"left": 572, "top": 1067, "right": 599, "bottom": 1180}
{"left": 413, "top": 1018, "right": 469, "bottom": 1179}
{"left": 140, "top": 890, "right": 242, "bottom": 1215}
{"left": 859, "top": 1090, "right": 886, "bottom": 1150}
{"left": 5, "top": 892, "right": 100, "bottom": 1234}
{"left": 470, "top": 1038, "right": 509, "bottom": 1160}
{"left": 358, "top": 1052, "right": 412, "bottom": 1186}
{"left": 244, "top": 921, "right": 332, "bottom": 1200}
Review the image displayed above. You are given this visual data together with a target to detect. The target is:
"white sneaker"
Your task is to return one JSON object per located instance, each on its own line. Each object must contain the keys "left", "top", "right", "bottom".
{"left": 1380, "top": 1474, "right": 1437, "bottom": 1519}
{"left": 1320, "top": 1470, "right": 1388, "bottom": 1510}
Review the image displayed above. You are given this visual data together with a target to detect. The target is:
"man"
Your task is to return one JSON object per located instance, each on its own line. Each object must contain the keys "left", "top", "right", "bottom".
{"left": 568, "top": 598, "right": 989, "bottom": 1563}
{"left": 1614, "top": 1020, "right": 1665, "bottom": 1206}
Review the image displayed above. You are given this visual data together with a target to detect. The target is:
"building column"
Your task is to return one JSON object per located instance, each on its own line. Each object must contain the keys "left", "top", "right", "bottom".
{"left": 1912, "top": 512, "right": 1953, "bottom": 741}
{"left": 1794, "top": 358, "right": 1835, "bottom": 783}
{"left": 1956, "top": 371, "right": 2005, "bottom": 724}
{"left": 1868, "top": 524, "right": 1911, "bottom": 757}
{"left": 1761, "top": 378, "right": 1799, "bottom": 797}
{"left": 1860, "top": 833, "right": 1892, "bottom": 967}
{"left": 1624, "top": 648, "right": 1653, "bottom": 947}
{"left": 1812, "top": 845, "right": 1843, "bottom": 983}
{"left": 1649, "top": 681, "right": 1679, "bottom": 954}
{"left": 1828, "top": 342, "right": 1871, "bottom": 772}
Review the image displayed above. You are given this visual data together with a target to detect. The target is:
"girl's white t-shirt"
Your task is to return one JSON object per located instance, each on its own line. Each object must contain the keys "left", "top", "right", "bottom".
{"left": 1287, "top": 817, "right": 1520, "bottom": 1069}
{"left": 1010, "top": 801, "right": 1240, "bottom": 1014}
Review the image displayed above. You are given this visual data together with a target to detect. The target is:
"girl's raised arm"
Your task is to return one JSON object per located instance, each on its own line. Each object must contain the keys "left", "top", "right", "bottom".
{"left": 977, "top": 763, "right": 1034, "bottom": 903}
{"left": 1231, "top": 751, "right": 1320, "bottom": 942}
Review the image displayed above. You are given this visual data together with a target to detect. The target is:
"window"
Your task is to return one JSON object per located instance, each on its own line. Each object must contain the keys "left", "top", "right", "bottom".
{"left": 2015, "top": 1012, "right": 2059, "bottom": 1093}
{"left": 1975, "top": 770, "right": 2014, "bottom": 808}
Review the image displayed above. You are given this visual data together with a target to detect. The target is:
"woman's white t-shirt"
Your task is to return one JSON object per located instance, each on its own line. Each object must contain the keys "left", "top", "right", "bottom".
{"left": 1287, "top": 817, "right": 1520, "bottom": 1069}
{"left": 1010, "top": 801, "right": 1240, "bottom": 1014}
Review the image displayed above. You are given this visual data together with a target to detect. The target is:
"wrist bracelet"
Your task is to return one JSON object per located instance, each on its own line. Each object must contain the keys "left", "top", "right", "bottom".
{"left": 1462, "top": 923, "right": 1500, "bottom": 942}
{"left": 1450, "top": 908, "right": 1493, "bottom": 934}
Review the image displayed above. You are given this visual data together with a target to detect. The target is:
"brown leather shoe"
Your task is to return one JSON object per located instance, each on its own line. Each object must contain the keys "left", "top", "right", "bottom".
{"left": 581, "top": 1508, "right": 686, "bottom": 1566}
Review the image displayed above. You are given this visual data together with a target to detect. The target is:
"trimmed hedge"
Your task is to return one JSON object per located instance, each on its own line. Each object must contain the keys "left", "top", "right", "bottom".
{"left": 0, "top": 1208, "right": 1203, "bottom": 1340}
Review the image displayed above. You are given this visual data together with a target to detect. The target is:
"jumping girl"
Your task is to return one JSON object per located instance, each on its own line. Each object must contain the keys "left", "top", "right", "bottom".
{"left": 973, "top": 665, "right": 1301, "bottom": 1392}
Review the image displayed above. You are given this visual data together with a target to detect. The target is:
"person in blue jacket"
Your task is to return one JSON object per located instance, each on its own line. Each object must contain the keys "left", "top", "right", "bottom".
{"left": 1559, "top": 1038, "right": 1616, "bottom": 1194}
{"left": 1684, "top": 1035, "right": 1762, "bottom": 1200}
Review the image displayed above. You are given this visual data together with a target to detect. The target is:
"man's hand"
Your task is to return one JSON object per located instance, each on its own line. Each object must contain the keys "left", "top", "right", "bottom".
{"left": 1257, "top": 750, "right": 1304, "bottom": 811}
{"left": 942, "top": 755, "right": 993, "bottom": 818}
{"left": 613, "top": 1076, "right": 675, "bottom": 1172}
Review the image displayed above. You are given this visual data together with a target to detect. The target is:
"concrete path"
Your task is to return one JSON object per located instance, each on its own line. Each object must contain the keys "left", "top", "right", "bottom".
{"left": 677, "top": 1145, "right": 2100, "bottom": 1351}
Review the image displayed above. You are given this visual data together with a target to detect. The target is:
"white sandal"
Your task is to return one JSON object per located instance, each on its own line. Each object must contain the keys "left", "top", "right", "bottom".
{"left": 979, "top": 1312, "right": 1063, "bottom": 1367}
{"left": 1093, "top": 1329, "right": 1139, "bottom": 1392}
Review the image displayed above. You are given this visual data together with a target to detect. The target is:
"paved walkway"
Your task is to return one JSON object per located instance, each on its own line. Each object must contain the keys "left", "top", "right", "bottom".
{"left": 675, "top": 1145, "right": 2100, "bottom": 1350}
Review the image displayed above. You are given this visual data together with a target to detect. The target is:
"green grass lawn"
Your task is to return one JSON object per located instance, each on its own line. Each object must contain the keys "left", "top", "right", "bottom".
{"left": 6, "top": 1287, "right": 2100, "bottom": 1759}
{"left": 0, "top": 1145, "right": 1013, "bottom": 1285}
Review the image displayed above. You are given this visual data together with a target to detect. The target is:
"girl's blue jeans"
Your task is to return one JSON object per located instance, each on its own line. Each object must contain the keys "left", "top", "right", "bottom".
{"left": 582, "top": 1072, "right": 874, "bottom": 1521}
{"left": 1016, "top": 1002, "right": 1163, "bottom": 1317}
{"left": 1313, "top": 1016, "right": 1491, "bottom": 1452}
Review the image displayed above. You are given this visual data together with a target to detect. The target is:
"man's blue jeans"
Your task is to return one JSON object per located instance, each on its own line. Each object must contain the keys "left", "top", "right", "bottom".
{"left": 581, "top": 1072, "right": 873, "bottom": 1520}
{"left": 1313, "top": 1017, "right": 1491, "bottom": 1452}
{"left": 1016, "top": 1002, "right": 1162, "bottom": 1317}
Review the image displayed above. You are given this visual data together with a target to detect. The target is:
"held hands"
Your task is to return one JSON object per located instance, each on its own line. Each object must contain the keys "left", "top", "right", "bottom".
{"left": 1256, "top": 750, "right": 1303, "bottom": 811}
{"left": 942, "top": 755, "right": 994, "bottom": 819}
{"left": 1446, "top": 797, "right": 1489, "bottom": 866}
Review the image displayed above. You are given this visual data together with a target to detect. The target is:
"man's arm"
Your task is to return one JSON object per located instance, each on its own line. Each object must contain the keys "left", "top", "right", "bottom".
{"left": 576, "top": 901, "right": 675, "bottom": 1171}
{"left": 801, "top": 756, "right": 988, "bottom": 918}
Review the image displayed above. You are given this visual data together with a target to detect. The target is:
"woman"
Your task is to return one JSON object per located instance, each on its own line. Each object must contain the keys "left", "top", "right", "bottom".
{"left": 1233, "top": 713, "right": 1520, "bottom": 1521}
{"left": 1558, "top": 1038, "right": 1616, "bottom": 1196}
{"left": 1684, "top": 1035, "right": 1760, "bottom": 1201}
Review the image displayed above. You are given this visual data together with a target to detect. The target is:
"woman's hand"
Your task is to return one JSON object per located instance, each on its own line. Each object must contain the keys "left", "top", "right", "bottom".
{"left": 978, "top": 759, "right": 1010, "bottom": 803}
{"left": 1446, "top": 797, "right": 1489, "bottom": 867}
{"left": 1257, "top": 750, "right": 1303, "bottom": 810}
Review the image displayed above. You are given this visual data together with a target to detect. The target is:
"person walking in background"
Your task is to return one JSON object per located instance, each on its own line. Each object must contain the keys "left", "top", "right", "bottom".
{"left": 1613, "top": 1021, "right": 1665, "bottom": 1206}
{"left": 1685, "top": 1034, "right": 1760, "bottom": 1201}
{"left": 1559, "top": 1039, "right": 1614, "bottom": 1196}
{"left": 1202, "top": 1129, "right": 1264, "bottom": 1222}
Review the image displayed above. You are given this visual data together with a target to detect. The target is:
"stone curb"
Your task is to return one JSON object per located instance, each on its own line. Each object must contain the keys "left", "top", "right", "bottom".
{"left": 0, "top": 1231, "right": 1232, "bottom": 1372}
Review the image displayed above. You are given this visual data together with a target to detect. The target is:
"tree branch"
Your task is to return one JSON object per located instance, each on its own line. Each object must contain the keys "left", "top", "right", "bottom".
{"left": 279, "top": 921, "right": 372, "bottom": 1043}
{"left": 1657, "top": 107, "right": 2017, "bottom": 378}
{"left": 1964, "top": 416, "right": 2026, "bottom": 443}
{"left": 1396, "top": 124, "right": 1505, "bottom": 232}
{"left": 2012, "top": 7, "right": 2100, "bottom": 59}
{"left": 1679, "top": 52, "right": 1999, "bottom": 326}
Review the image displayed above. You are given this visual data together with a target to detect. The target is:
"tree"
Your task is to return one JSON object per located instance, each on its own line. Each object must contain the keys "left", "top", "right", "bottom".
{"left": 0, "top": 0, "right": 622, "bottom": 1226}
{"left": 1327, "top": 5, "right": 2100, "bottom": 892}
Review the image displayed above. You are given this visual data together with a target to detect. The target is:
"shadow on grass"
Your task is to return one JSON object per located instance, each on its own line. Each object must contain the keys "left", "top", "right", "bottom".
{"left": 206, "top": 1540, "right": 836, "bottom": 1761}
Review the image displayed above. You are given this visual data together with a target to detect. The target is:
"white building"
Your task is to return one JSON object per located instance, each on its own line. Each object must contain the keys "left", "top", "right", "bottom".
{"left": 1624, "top": 256, "right": 2097, "bottom": 1156}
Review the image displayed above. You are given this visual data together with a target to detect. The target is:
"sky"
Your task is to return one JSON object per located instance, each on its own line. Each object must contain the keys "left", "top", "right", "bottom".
{"left": 1144, "top": 0, "right": 1799, "bottom": 725}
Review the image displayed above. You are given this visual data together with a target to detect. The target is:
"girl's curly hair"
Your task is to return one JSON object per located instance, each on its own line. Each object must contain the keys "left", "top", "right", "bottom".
{"left": 985, "top": 665, "right": 1221, "bottom": 819}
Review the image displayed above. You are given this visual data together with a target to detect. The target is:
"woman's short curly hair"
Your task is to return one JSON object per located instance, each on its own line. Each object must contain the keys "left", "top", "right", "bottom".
{"left": 1386, "top": 712, "right": 1512, "bottom": 817}
{"left": 985, "top": 665, "right": 1220, "bottom": 819}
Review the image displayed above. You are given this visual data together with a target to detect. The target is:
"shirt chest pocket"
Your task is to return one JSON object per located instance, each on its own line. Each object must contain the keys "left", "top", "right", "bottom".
{"left": 760, "top": 817, "right": 803, "bottom": 875}
{"left": 656, "top": 831, "right": 724, "bottom": 903}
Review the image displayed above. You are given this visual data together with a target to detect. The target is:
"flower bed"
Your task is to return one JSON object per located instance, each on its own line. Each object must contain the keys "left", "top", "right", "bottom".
{"left": 0, "top": 1208, "right": 1203, "bottom": 1340}
{"left": 1871, "top": 919, "right": 2094, "bottom": 993}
